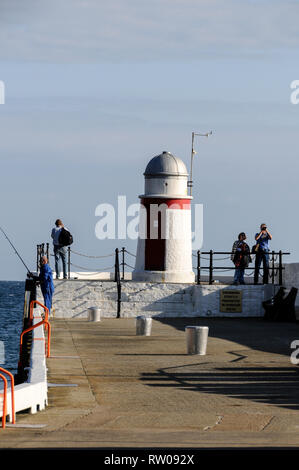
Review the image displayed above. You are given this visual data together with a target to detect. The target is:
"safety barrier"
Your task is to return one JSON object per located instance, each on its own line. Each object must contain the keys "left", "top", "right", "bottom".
{"left": 29, "top": 300, "right": 49, "bottom": 323}
{"left": 0, "top": 368, "right": 15, "bottom": 429}
{"left": 192, "top": 250, "right": 290, "bottom": 285}
{"left": 0, "top": 373, "right": 7, "bottom": 429}
{"left": 1, "top": 310, "right": 49, "bottom": 426}
{"left": 35, "top": 243, "right": 290, "bottom": 287}
{"left": 20, "top": 319, "right": 51, "bottom": 359}
{"left": 36, "top": 244, "right": 137, "bottom": 280}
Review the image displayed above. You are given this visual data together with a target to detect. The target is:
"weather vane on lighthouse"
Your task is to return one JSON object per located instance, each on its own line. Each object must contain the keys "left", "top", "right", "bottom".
{"left": 188, "top": 131, "right": 212, "bottom": 196}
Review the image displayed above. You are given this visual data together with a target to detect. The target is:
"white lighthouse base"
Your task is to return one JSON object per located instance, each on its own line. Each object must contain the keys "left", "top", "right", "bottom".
{"left": 132, "top": 270, "right": 195, "bottom": 283}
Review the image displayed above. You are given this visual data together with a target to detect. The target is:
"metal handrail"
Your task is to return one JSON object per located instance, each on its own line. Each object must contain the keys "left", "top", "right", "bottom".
{"left": 194, "top": 250, "right": 290, "bottom": 285}
{"left": 0, "top": 368, "right": 15, "bottom": 426}
{"left": 29, "top": 300, "right": 49, "bottom": 323}
{"left": 37, "top": 243, "right": 137, "bottom": 280}
{"left": 0, "top": 373, "right": 7, "bottom": 429}
{"left": 20, "top": 319, "right": 51, "bottom": 359}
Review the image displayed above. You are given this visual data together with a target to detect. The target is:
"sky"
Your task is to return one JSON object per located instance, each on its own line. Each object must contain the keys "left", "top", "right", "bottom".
{"left": 0, "top": 0, "right": 298, "bottom": 280}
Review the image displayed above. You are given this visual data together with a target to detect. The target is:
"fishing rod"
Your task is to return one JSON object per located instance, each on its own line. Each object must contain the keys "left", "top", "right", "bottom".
{"left": 0, "top": 225, "right": 32, "bottom": 275}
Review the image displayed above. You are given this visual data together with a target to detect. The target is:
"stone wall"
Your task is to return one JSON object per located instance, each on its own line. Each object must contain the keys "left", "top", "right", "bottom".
{"left": 37, "top": 280, "right": 277, "bottom": 319}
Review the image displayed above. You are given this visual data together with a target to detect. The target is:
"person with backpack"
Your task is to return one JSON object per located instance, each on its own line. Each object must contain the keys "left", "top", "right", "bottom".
{"left": 51, "top": 219, "right": 73, "bottom": 279}
{"left": 231, "top": 232, "right": 251, "bottom": 285}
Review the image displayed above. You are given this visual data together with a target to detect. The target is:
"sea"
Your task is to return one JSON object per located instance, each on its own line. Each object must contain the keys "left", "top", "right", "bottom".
{"left": 0, "top": 281, "right": 25, "bottom": 375}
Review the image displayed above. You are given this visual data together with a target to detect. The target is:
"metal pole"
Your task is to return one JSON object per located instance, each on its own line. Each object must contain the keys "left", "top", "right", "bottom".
{"left": 122, "top": 247, "right": 125, "bottom": 280}
{"left": 68, "top": 247, "right": 71, "bottom": 280}
{"left": 188, "top": 131, "right": 212, "bottom": 196}
{"left": 271, "top": 250, "right": 275, "bottom": 284}
{"left": 189, "top": 132, "right": 195, "bottom": 197}
{"left": 115, "top": 249, "right": 121, "bottom": 318}
{"left": 209, "top": 250, "right": 213, "bottom": 285}
{"left": 197, "top": 250, "right": 200, "bottom": 285}
{"left": 114, "top": 248, "right": 119, "bottom": 282}
{"left": 279, "top": 250, "right": 283, "bottom": 286}
{"left": 36, "top": 245, "right": 40, "bottom": 272}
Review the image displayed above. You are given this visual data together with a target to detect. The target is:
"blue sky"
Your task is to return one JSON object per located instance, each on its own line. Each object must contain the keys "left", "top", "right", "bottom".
{"left": 0, "top": 0, "right": 298, "bottom": 280}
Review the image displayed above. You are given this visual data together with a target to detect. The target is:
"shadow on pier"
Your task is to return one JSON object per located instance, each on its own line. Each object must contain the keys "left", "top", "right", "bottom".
{"left": 140, "top": 362, "right": 299, "bottom": 410}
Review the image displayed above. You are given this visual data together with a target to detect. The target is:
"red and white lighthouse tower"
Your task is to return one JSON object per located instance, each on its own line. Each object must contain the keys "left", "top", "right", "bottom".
{"left": 133, "top": 151, "right": 195, "bottom": 283}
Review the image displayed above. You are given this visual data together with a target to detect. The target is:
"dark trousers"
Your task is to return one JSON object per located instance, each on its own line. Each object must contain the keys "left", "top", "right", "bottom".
{"left": 254, "top": 250, "right": 269, "bottom": 284}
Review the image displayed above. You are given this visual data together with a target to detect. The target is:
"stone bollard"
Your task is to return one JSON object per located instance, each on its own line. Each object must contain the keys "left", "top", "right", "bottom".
{"left": 136, "top": 315, "right": 152, "bottom": 336}
{"left": 88, "top": 307, "right": 101, "bottom": 322}
{"left": 185, "top": 326, "right": 209, "bottom": 355}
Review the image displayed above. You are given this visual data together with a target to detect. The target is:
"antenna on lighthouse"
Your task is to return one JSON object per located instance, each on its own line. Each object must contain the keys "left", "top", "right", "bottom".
{"left": 188, "top": 130, "right": 212, "bottom": 196}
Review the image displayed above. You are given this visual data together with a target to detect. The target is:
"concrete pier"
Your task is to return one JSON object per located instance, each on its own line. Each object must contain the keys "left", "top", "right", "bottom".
{"left": 1, "top": 316, "right": 299, "bottom": 448}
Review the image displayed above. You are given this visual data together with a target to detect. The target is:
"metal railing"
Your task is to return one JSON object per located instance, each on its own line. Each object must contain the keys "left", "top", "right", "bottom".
{"left": 36, "top": 244, "right": 290, "bottom": 287}
{"left": 0, "top": 373, "right": 7, "bottom": 429}
{"left": 36, "top": 244, "right": 136, "bottom": 280}
{"left": 0, "top": 368, "right": 15, "bottom": 429}
{"left": 36, "top": 243, "right": 50, "bottom": 273}
{"left": 192, "top": 250, "right": 290, "bottom": 285}
{"left": 20, "top": 318, "right": 51, "bottom": 359}
{"left": 29, "top": 300, "right": 49, "bottom": 324}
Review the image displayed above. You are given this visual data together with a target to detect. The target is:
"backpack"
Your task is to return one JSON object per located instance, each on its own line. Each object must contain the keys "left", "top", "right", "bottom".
{"left": 233, "top": 242, "right": 251, "bottom": 268}
{"left": 58, "top": 227, "right": 73, "bottom": 246}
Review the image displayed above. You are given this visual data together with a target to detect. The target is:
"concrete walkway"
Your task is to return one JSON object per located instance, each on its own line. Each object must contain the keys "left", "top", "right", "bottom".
{"left": 1, "top": 317, "right": 299, "bottom": 448}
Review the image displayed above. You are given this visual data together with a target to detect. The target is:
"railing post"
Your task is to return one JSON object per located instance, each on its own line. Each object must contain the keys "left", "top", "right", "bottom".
{"left": 278, "top": 250, "right": 283, "bottom": 286}
{"left": 271, "top": 250, "right": 275, "bottom": 284}
{"left": 114, "top": 248, "right": 119, "bottom": 282}
{"left": 197, "top": 250, "right": 200, "bottom": 285}
{"left": 68, "top": 246, "right": 71, "bottom": 280}
{"left": 36, "top": 245, "right": 40, "bottom": 273}
{"left": 0, "top": 373, "right": 7, "bottom": 429}
{"left": 209, "top": 250, "right": 213, "bottom": 285}
{"left": 115, "top": 248, "right": 121, "bottom": 318}
{"left": 122, "top": 247, "right": 125, "bottom": 280}
{"left": 0, "top": 368, "right": 15, "bottom": 424}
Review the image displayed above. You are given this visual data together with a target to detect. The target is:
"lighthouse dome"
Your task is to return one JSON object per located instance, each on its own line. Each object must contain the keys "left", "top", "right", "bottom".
{"left": 144, "top": 151, "right": 188, "bottom": 178}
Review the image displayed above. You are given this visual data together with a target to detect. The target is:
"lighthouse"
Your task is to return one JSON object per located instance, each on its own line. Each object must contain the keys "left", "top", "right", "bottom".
{"left": 132, "top": 151, "right": 195, "bottom": 283}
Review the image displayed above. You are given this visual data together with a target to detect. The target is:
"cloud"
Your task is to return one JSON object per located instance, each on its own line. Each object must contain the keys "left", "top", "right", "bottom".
{"left": 0, "top": 0, "right": 298, "bottom": 63}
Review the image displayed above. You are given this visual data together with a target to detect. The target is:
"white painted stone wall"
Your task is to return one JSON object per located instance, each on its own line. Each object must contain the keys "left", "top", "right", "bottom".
{"left": 37, "top": 280, "right": 277, "bottom": 319}
{"left": 0, "top": 310, "right": 48, "bottom": 423}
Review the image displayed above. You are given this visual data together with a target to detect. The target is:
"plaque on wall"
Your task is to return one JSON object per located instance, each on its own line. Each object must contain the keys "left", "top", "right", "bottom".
{"left": 220, "top": 290, "right": 243, "bottom": 313}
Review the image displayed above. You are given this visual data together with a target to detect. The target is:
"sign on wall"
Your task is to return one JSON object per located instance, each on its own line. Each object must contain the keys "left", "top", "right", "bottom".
{"left": 220, "top": 290, "right": 243, "bottom": 313}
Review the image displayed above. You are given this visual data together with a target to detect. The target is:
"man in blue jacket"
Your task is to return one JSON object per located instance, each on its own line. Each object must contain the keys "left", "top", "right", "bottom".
{"left": 39, "top": 256, "right": 54, "bottom": 313}
{"left": 254, "top": 224, "right": 273, "bottom": 285}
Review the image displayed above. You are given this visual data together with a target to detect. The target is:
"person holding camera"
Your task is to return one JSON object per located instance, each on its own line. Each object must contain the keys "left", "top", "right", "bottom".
{"left": 231, "top": 232, "right": 251, "bottom": 285}
{"left": 254, "top": 223, "right": 272, "bottom": 284}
